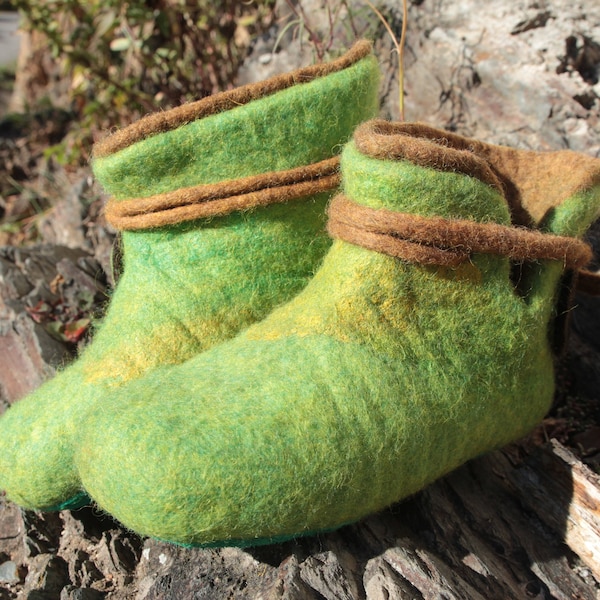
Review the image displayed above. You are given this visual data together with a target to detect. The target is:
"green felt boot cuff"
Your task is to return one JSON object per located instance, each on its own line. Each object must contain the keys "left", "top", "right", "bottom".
{"left": 347, "top": 120, "right": 600, "bottom": 233}
{"left": 341, "top": 142, "right": 512, "bottom": 224}
{"left": 92, "top": 40, "right": 380, "bottom": 202}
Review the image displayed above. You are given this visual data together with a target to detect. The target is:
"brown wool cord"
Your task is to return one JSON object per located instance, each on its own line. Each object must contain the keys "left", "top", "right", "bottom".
{"left": 327, "top": 218, "right": 468, "bottom": 266}
{"left": 327, "top": 194, "right": 594, "bottom": 270}
{"left": 105, "top": 157, "right": 341, "bottom": 230}
{"left": 94, "top": 40, "right": 373, "bottom": 158}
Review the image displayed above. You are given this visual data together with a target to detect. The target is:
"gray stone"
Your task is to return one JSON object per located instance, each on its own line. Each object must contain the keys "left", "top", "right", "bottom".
{"left": 0, "top": 560, "right": 19, "bottom": 583}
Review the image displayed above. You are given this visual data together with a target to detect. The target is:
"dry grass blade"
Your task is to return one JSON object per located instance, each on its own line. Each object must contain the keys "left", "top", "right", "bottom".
{"left": 364, "top": 0, "right": 407, "bottom": 120}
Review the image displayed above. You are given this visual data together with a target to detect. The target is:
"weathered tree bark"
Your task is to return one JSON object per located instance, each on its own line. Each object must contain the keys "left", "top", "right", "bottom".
{"left": 1, "top": 438, "right": 599, "bottom": 599}
{"left": 0, "top": 243, "right": 108, "bottom": 408}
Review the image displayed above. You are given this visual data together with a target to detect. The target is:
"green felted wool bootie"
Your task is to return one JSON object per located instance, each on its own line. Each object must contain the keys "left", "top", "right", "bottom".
{"left": 0, "top": 42, "right": 380, "bottom": 511}
{"left": 75, "top": 120, "right": 600, "bottom": 547}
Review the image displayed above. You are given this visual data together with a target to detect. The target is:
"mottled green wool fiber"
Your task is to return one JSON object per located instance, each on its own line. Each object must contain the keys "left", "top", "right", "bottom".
{"left": 0, "top": 49, "right": 380, "bottom": 510}
{"left": 74, "top": 134, "right": 600, "bottom": 546}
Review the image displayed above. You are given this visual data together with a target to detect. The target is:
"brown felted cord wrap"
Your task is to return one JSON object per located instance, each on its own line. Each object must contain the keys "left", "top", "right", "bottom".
{"left": 105, "top": 157, "right": 341, "bottom": 230}
{"left": 94, "top": 40, "right": 373, "bottom": 158}
{"left": 327, "top": 194, "right": 593, "bottom": 270}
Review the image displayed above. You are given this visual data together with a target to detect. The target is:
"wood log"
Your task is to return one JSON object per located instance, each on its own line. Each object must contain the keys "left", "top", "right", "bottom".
{"left": 499, "top": 439, "right": 600, "bottom": 579}
{"left": 3, "top": 437, "right": 599, "bottom": 598}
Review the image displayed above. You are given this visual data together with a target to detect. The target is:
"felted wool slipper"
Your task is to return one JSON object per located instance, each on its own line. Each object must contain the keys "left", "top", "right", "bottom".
{"left": 75, "top": 120, "right": 600, "bottom": 547}
{"left": 0, "top": 41, "right": 380, "bottom": 510}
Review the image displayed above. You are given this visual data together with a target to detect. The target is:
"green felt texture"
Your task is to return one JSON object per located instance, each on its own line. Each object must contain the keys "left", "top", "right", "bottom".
{"left": 0, "top": 53, "right": 380, "bottom": 510}
{"left": 73, "top": 140, "right": 600, "bottom": 547}
{"left": 93, "top": 53, "right": 381, "bottom": 199}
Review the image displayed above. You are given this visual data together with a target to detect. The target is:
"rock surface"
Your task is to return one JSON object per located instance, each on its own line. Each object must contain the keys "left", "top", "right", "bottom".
{"left": 1, "top": 0, "right": 600, "bottom": 598}
{"left": 241, "top": 0, "right": 600, "bottom": 155}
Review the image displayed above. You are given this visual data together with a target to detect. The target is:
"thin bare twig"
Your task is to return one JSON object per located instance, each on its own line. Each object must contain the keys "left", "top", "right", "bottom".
{"left": 364, "top": 0, "right": 407, "bottom": 120}
{"left": 285, "top": 0, "right": 325, "bottom": 60}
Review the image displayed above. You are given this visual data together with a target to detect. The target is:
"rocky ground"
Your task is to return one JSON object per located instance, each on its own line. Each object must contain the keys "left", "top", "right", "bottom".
{"left": 1, "top": 0, "right": 600, "bottom": 598}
